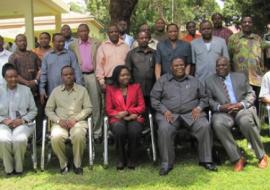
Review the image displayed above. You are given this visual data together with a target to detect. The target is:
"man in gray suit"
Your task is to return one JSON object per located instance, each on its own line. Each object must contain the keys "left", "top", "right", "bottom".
{"left": 151, "top": 57, "right": 217, "bottom": 176}
{"left": 205, "top": 56, "right": 268, "bottom": 172}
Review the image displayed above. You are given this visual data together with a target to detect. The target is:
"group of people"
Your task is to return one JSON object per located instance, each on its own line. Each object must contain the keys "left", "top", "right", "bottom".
{"left": 0, "top": 12, "right": 270, "bottom": 177}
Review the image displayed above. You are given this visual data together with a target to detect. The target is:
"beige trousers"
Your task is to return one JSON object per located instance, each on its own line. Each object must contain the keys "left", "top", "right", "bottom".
{"left": 51, "top": 121, "right": 87, "bottom": 169}
{"left": 0, "top": 124, "right": 34, "bottom": 173}
{"left": 83, "top": 73, "right": 103, "bottom": 139}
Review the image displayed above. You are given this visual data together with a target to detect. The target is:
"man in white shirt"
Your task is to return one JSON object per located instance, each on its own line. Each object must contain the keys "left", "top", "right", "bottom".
{"left": 0, "top": 36, "right": 12, "bottom": 85}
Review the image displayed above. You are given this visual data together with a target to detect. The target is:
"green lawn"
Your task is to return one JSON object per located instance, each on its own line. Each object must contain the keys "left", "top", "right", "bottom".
{"left": 1, "top": 126, "right": 270, "bottom": 190}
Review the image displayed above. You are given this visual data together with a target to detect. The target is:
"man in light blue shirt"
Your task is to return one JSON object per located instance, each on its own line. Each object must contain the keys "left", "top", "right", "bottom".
{"left": 61, "top": 25, "right": 76, "bottom": 50}
{"left": 205, "top": 56, "right": 268, "bottom": 172}
{"left": 117, "top": 19, "right": 134, "bottom": 48}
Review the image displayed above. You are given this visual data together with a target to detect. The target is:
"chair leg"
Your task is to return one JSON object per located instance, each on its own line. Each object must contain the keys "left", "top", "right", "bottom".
{"left": 32, "top": 122, "right": 37, "bottom": 171}
{"left": 103, "top": 117, "right": 108, "bottom": 168}
{"left": 149, "top": 113, "right": 157, "bottom": 163}
{"left": 40, "top": 120, "right": 47, "bottom": 171}
{"left": 88, "top": 117, "right": 94, "bottom": 169}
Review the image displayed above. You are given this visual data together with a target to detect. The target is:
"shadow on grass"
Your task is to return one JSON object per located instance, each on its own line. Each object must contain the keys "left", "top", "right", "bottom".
{"left": 39, "top": 144, "right": 213, "bottom": 189}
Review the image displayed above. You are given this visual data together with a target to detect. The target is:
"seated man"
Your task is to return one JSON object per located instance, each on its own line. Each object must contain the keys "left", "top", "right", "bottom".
{"left": 151, "top": 57, "right": 217, "bottom": 176}
{"left": 0, "top": 63, "right": 37, "bottom": 175}
{"left": 45, "top": 66, "right": 92, "bottom": 175}
{"left": 205, "top": 56, "right": 268, "bottom": 172}
{"left": 259, "top": 70, "right": 270, "bottom": 103}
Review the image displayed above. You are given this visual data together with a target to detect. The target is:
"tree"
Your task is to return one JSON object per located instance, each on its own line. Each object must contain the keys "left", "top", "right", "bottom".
{"left": 109, "top": 0, "right": 138, "bottom": 27}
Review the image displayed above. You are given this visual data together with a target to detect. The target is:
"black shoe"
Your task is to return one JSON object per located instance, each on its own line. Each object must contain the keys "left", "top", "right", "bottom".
{"left": 94, "top": 137, "right": 103, "bottom": 144}
{"left": 127, "top": 160, "right": 135, "bottom": 170}
{"left": 60, "top": 166, "right": 69, "bottom": 174}
{"left": 73, "top": 167, "right": 83, "bottom": 175}
{"left": 116, "top": 161, "right": 125, "bottom": 170}
{"left": 199, "top": 162, "right": 218, "bottom": 172}
{"left": 159, "top": 167, "right": 172, "bottom": 176}
{"left": 6, "top": 170, "right": 14, "bottom": 176}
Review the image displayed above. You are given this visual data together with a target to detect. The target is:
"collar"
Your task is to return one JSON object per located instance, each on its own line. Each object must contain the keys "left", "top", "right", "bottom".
{"left": 104, "top": 39, "right": 125, "bottom": 46}
{"left": 239, "top": 31, "right": 257, "bottom": 39}
{"left": 0, "top": 49, "right": 10, "bottom": 57}
{"left": 167, "top": 73, "right": 189, "bottom": 81}
{"left": 60, "top": 84, "right": 77, "bottom": 92}
{"left": 135, "top": 46, "right": 154, "bottom": 53}
{"left": 50, "top": 48, "right": 68, "bottom": 54}
{"left": 79, "top": 38, "right": 91, "bottom": 45}
{"left": 66, "top": 37, "right": 75, "bottom": 42}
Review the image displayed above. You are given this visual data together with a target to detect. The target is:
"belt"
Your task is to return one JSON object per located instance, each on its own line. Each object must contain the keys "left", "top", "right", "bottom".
{"left": 82, "top": 71, "right": 94, "bottom": 75}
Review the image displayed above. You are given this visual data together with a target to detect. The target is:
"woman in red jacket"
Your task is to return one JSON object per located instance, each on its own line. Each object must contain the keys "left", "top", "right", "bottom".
{"left": 106, "top": 65, "right": 145, "bottom": 170}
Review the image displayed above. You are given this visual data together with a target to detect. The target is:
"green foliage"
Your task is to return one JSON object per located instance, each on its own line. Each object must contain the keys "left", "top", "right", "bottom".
{"left": 87, "top": 0, "right": 110, "bottom": 29}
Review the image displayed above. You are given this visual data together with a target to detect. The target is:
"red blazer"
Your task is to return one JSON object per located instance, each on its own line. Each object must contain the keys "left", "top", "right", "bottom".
{"left": 105, "top": 83, "right": 145, "bottom": 124}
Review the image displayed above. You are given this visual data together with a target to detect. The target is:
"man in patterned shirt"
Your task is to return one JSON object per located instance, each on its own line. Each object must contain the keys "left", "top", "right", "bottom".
{"left": 228, "top": 16, "right": 269, "bottom": 109}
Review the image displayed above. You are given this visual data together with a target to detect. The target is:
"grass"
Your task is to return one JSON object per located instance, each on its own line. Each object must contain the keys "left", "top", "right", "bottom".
{"left": 1, "top": 125, "right": 270, "bottom": 190}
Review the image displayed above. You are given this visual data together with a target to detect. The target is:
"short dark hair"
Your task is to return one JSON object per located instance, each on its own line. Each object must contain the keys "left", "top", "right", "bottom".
{"left": 167, "top": 23, "right": 179, "bottom": 31}
{"left": 186, "top": 21, "right": 196, "bottom": 29}
{"left": 2, "top": 63, "right": 17, "bottom": 78}
{"left": 39, "top": 32, "right": 51, "bottom": 40}
{"left": 52, "top": 33, "right": 63, "bottom": 41}
{"left": 137, "top": 31, "right": 150, "bottom": 38}
{"left": 111, "top": 65, "right": 132, "bottom": 87}
{"left": 61, "top": 65, "right": 74, "bottom": 75}
{"left": 200, "top": 20, "right": 212, "bottom": 28}
{"left": 15, "top": 34, "right": 26, "bottom": 41}
{"left": 107, "top": 24, "right": 119, "bottom": 33}
{"left": 171, "top": 56, "right": 187, "bottom": 66}
{"left": 241, "top": 15, "right": 253, "bottom": 22}
{"left": 78, "top": 23, "right": 90, "bottom": 32}
{"left": 211, "top": 13, "right": 223, "bottom": 20}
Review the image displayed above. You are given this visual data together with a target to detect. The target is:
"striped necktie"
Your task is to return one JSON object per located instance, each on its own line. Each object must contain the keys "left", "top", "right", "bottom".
{"left": 220, "top": 77, "right": 231, "bottom": 103}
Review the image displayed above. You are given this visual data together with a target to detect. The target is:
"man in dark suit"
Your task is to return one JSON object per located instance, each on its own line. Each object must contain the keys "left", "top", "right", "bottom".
{"left": 205, "top": 56, "right": 268, "bottom": 172}
{"left": 151, "top": 57, "right": 217, "bottom": 176}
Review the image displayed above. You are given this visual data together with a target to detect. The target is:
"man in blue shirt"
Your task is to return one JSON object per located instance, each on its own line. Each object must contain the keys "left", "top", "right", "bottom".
{"left": 205, "top": 56, "right": 268, "bottom": 172}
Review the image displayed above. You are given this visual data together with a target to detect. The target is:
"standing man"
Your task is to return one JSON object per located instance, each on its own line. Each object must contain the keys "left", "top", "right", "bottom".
{"left": 151, "top": 57, "right": 217, "bottom": 176}
{"left": 182, "top": 21, "right": 201, "bottom": 43}
{"left": 191, "top": 20, "right": 229, "bottom": 83}
{"left": 263, "top": 23, "right": 270, "bottom": 69}
{"left": 69, "top": 23, "right": 103, "bottom": 141}
{"left": 228, "top": 16, "right": 267, "bottom": 108}
{"left": 61, "top": 25, "right": 75, "bottom": 50}
{"left": 212, "top": 13, "right": 233, "bottom": 44}
{"left": 117, "top": 19, "right": 134, "bottom": 48}
{"left": 32, "top": 32, "right": 52, "bottom": 60}
{"left": 131, "top": 23, "right": 159, "bottom": 50}
{"left": 8, "top": 34, "right": 42, "bottom": 141}
{"left": 152, "top": 18, "right": 167, "bottom": 42}
{"left": 155, "top": 23, "right": 192, "bottom": 79}
{"left": 126, "top": 31, "right": 156, "bottom": 108}
{"left": 0, "top": 35, "right": 12, "bottom": 85}
{"left": 39, "top": 33, "right": 83, "bottom": 105}
{"left": 96, "top": 24, "right": 129, "bottom": 90}
{"left": 45, "top": 66, "right": 92, "bottom": 175}
{"left": 205, "top": 57, "right": 268, "bottom": 172}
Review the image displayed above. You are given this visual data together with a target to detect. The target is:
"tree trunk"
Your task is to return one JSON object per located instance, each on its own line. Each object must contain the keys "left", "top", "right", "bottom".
{"left": 109, "top": 0, "right": 138, "bottom": 27}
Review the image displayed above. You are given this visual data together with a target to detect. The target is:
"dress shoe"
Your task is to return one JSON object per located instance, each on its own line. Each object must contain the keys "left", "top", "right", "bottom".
{"left": 73, "top": 166, "right": 83, "bottom": 175}
{"left": 14, "top": 171, "right": 23, "bottom": 176}
{"left": 127, "top": 160, "right": 135, "bottom": 170}
{"left": 199, "top": 162, "right": 218, "bottom": 172}
{"left": 234, "top": 158, "right": 246, "bottom": 172}
{"left": 258, "top": 154, "right": 268, "bottom": 169}
{"left": 116, "top": 161, "right": 125, "bottom": 170}
{"left": 159, "top": 167, "right": 172, "bottom": 176}
{"left": 60, "top": 166, "right": 69, "bottom": 174}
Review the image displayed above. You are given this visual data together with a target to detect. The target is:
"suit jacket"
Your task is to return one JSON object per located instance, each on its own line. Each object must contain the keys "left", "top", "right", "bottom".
{"left": 0, "top": 84, "right": 37, "bottom": 123}
{"left": 105, "top": 83, "right": 145, "bottom": 124}
{"left": 205, "top": 72, "right": 260, "bottom": 126}
{"left": 69, "top": 38, "right": 101, "bottom": 71}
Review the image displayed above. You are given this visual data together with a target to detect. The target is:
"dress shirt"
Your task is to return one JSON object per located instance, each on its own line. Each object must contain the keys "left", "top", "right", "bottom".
{"left": 182, "top": 34, "right": 201, "bottom": 43}
{"left": 39, "top": 49, "right": 83, "bottom": 95}
{"left": 131, "top": 38, "right": 158, "bottom": 50}
{"left": 121, "top": 34, "right": 134, "bottom": 48}
{"left": 45, "top": 83, "right": 92, "bottom": 123}
{"left": 223, "top": 74, "right": 237, "bottom": 103}
{"left": 0, "top": 49, "right": 12, "bottom": 85}
{"left": 213, "top": 27, "right": 233, "bottom": 44}
{"left": 79, "top": 39, "right": 93, "bottom": 72}
{"left": 32, "top": 47, "right": 52, "bottom": 60}
{"left": 64, "top": 37, "right": 75, "bottom": 50}
{"left": 96, "top": 39, "right": 129, "bottom": 85}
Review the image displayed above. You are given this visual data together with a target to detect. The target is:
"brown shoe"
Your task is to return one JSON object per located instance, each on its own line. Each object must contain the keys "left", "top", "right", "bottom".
{"left": 234, "top": 158, "right": 246, "bottom": 172}
{"left": 258, "top": 154, "right": 268, "bottom": 169}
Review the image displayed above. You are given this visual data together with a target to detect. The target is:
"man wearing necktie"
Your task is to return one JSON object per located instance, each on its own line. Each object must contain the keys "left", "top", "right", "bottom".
{"left": 205, "top": 56, "right": 268, "bottom": 172}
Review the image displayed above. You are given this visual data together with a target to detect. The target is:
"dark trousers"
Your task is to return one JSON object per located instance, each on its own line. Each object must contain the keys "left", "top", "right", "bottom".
{"left": 34, "top": 96, "right": 44, "bottom": 142}
{"left": 111, "top": 121, "right": 143, "bottom": 163}
{"left": 251, "top": 85, "right": 260, "bottom": 113}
